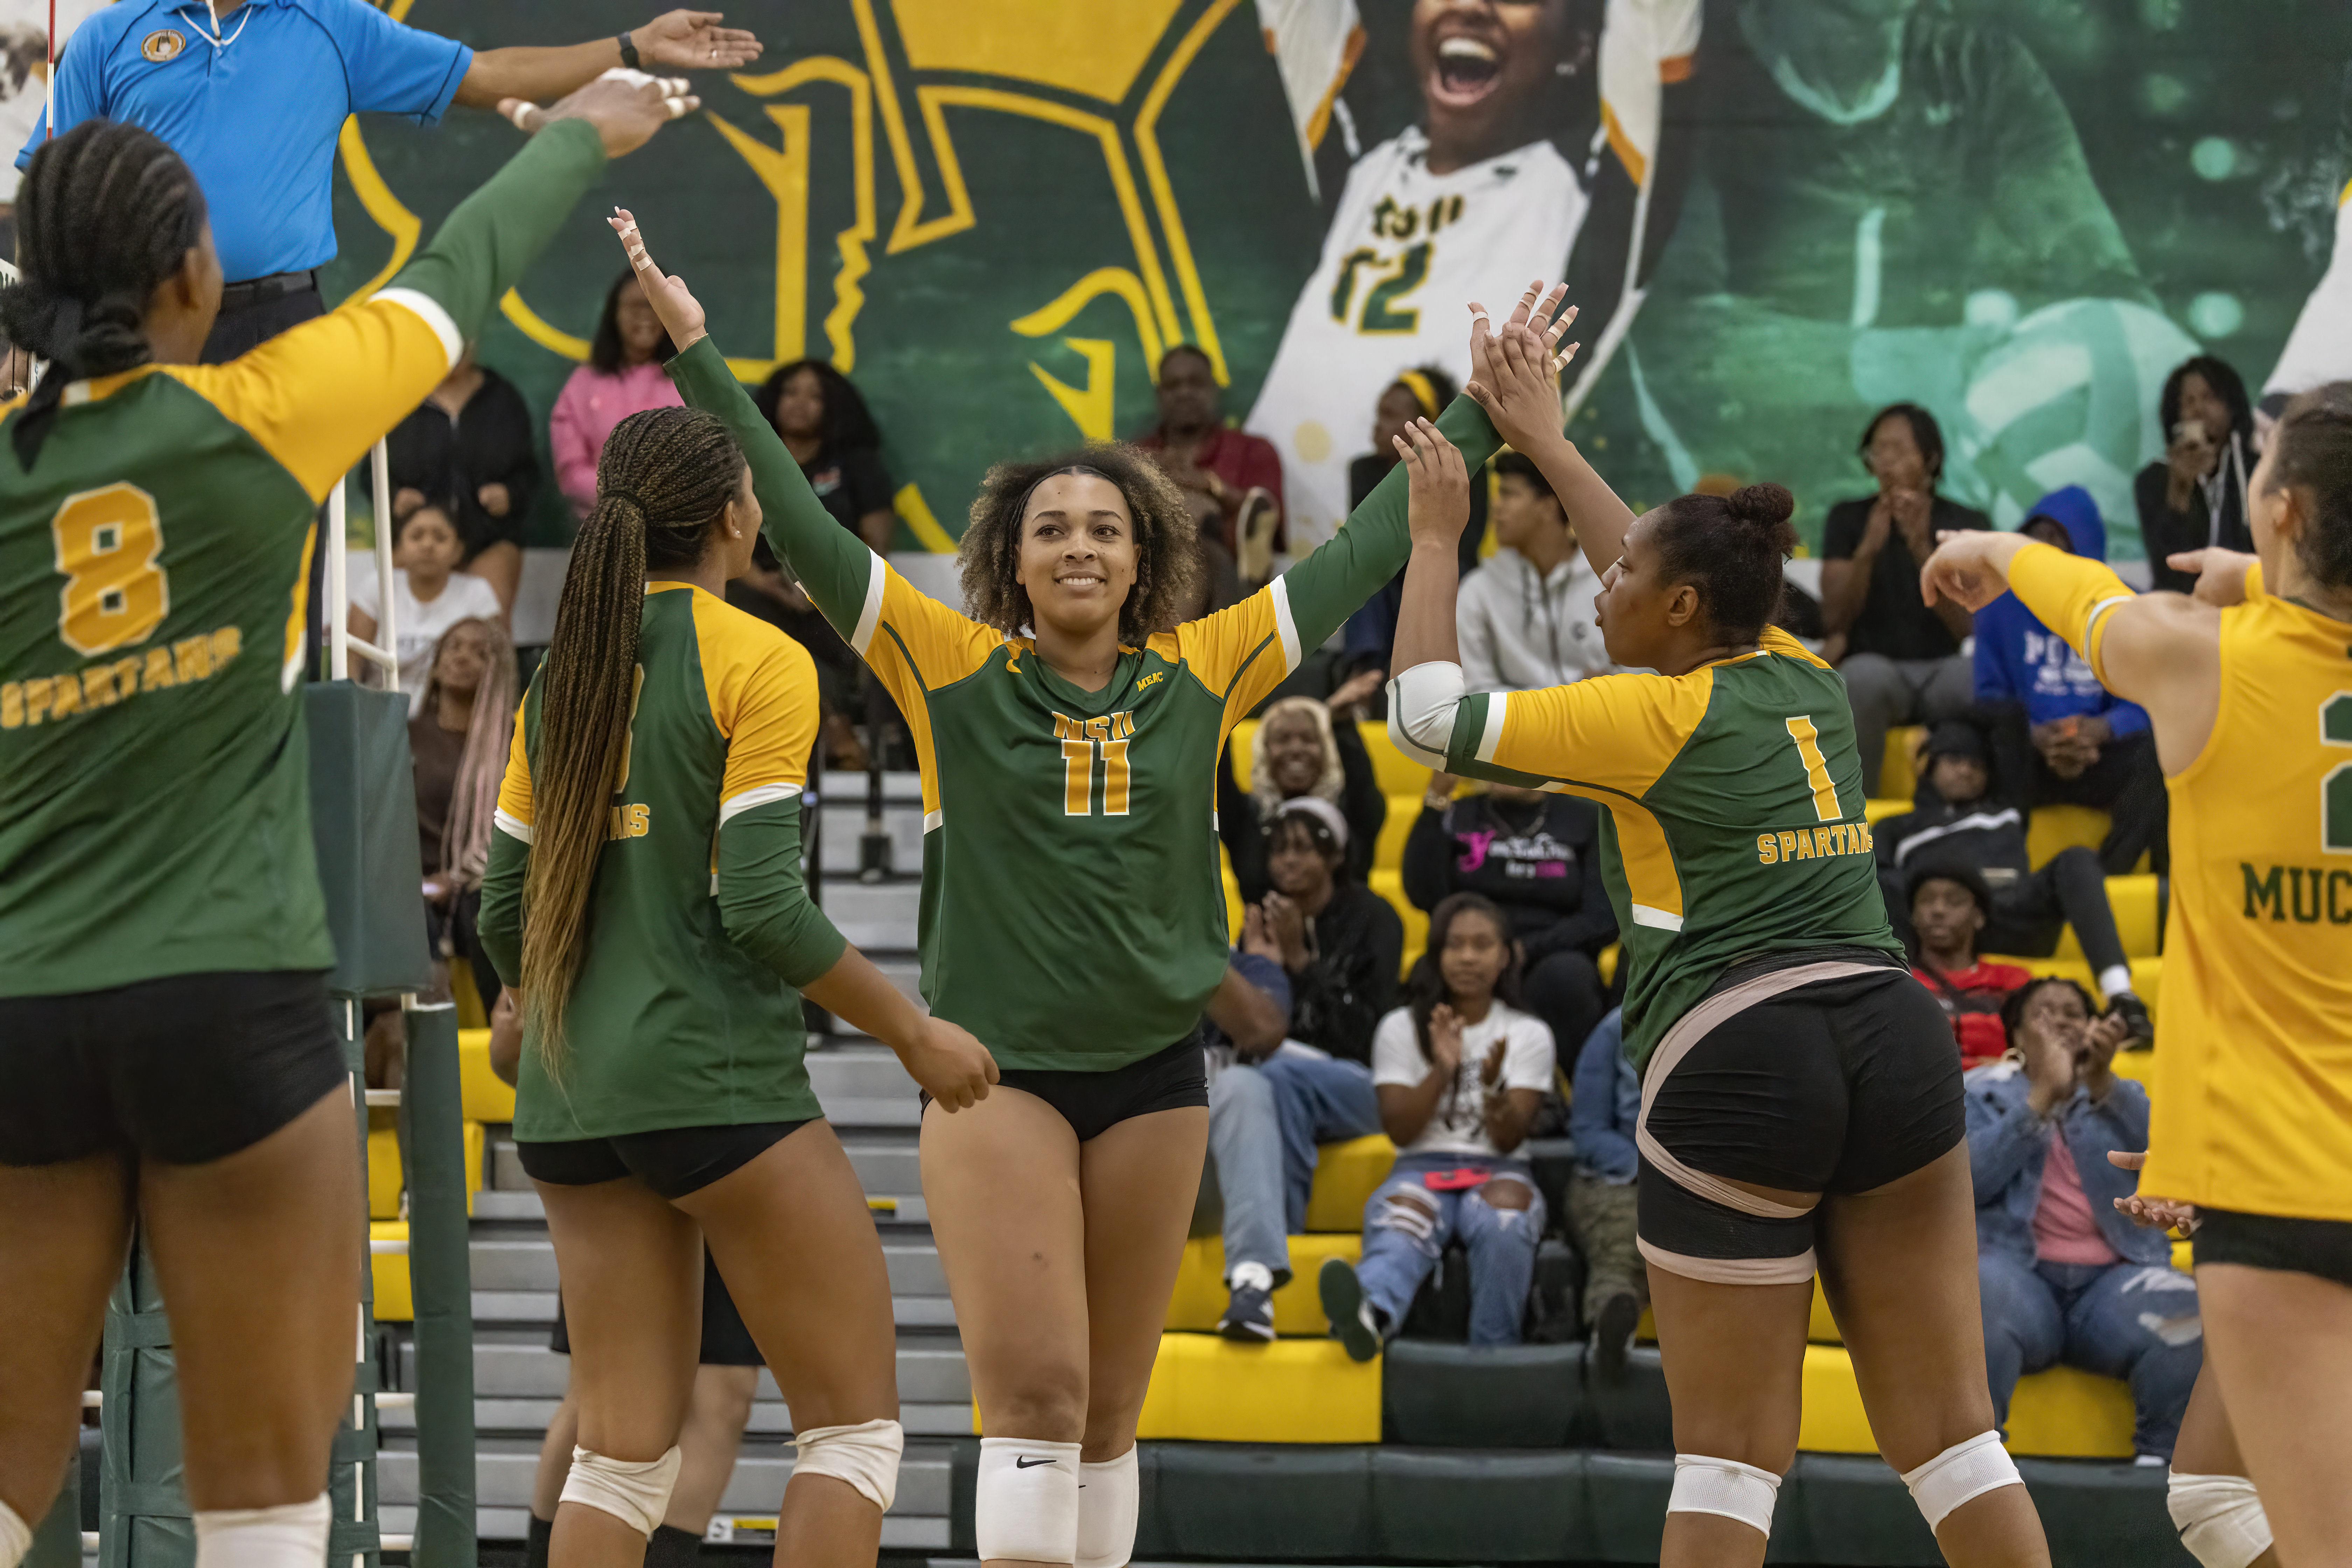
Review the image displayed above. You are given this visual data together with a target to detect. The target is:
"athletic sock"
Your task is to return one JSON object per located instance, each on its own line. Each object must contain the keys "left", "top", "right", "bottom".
{"left": 525, "top": 1513, "right": 553, "bottom": 1568}
{"left": 645, "top": 1522, "right": 703, "bottom": 1568}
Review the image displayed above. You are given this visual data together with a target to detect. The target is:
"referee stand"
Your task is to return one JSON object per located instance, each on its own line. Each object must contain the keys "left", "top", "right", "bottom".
{"left": 24, "top": 445, "right": 478, "bottom": 1568}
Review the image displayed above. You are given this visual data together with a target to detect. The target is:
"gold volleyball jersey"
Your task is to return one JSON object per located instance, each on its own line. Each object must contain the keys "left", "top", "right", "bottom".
{"left": 2139, "top": 591, "right": 2352, "bottom": 1218}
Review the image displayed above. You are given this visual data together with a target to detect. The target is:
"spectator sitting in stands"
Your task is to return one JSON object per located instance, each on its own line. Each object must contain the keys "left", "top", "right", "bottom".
{"left": 384, "top": 344, "right": 540, "bottom": 617}
{"left": 346, "top": 497, "right": 503, "bottom": 716}
{"left": 1974, "top": 485, "right": 2168, "bottom": 874}
{"left": 1259, "top": 799, "right": 1402, "bottom": 1063}
{"left": 1458, "top": 451, "right": 1612, "bottom": 691}
{"left": 1565, "top": 1008, "right": 1646, "bottom": 1382}
{"left": 2136, "top": 355, "right": 2256, "bottom": 595}
{"left": 1401, "top": 779, "right": 1616, "bottom": 1078}
{"left": 1820, "top": 403, "right": 1991, "bottom": 793}
{"left": 1339, "top": 368, "right": 1483, "bottom": 683}
{"left": 550, "top": 270, "right": 681, "bottom": 516}
{"left": 1968, "top": 977, "right": 2202, "bottom": 1462}
{"left": 1907, "top": 865, "right": 2034, "bottom": 1068}
{"left": 1318, "top": 893, "right": 1554, "bottom": 1361}
{"left": 1205, "top": 906, "right": 1385, "bottom": 1342}
{"left": 1137, "top": 344, "right": 1284, "bottom": 596}
{"left": 1876, "top": 719, "right": 2151, "bottom": 1041}
{"left": 1220, "top": 697, "right": 1387, "bottom": 899}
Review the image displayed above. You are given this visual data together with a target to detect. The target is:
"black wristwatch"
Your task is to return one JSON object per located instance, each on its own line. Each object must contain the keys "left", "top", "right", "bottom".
{"left": 616, "top": 29, "right": 642, "bottom": 69}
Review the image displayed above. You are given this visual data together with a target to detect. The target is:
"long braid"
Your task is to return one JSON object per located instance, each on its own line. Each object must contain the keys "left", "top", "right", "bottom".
{"left": 0, "top": 119, "right": 207, "bottom": 468}
{"left": 520, "top": 406, "right": 744, "bottom": 1073}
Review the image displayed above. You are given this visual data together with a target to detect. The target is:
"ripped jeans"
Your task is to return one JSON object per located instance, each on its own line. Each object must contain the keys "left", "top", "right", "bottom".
{"left": 1978, "top": 1254, "right": 2203, "bottom": 1458}
{"left": 1356, "top": 1151, "right": 1546, "bottom": 1346}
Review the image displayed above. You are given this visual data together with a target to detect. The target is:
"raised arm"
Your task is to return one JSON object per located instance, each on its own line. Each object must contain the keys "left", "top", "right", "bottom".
{"left": 454, "top": 12, "right": 760, "bottom": 108}
{"left": 1460, "top": 297, "right": 1635, "bottom": 578}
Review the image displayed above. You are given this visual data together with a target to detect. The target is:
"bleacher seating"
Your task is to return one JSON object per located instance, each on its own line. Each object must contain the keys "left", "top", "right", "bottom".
{"left": 366, "top": 1026, "right": 501, "bottom": 1318}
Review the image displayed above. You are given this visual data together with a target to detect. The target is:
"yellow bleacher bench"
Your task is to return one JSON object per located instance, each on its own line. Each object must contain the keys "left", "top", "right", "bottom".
{"left": 370, "top": 1221, "right": 411, "bottom": 1321}
{"left": 1376, "top": 797, "right": 1420, "bottom": 874}
{"left": 364, "top": 1118, "right": 489, "bottom": 1221}
{"left": 458, "top": 1026, "right": 516, "bottom": 1124}
{"left": 1167, "top": 1235, "right": 1362, "bottom": 1336}
{"left": 1305, "top": 1135, "right": 1396, "bottom": 1232}
{"left": 1369, "top": 870, "right": 1427, "bottom": 977}
{"left": 1134, "top": 1332, "right": 1382, "bottom": 1443}
{"left": 1797, "top": 1344, "right": 2134, "bottom": 1459}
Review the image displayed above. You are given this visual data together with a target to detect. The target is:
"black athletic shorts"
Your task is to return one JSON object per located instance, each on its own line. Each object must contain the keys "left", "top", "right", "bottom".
{"left": 550, "top": 1247, "right": 762, "bottom": 1366}
{"left": 0, "top": 970, "right": 346, "bottom": 1167}
{"left": 517, "top": 1119, "right": 816, "bottom": 1202}
{"left": 1636, "top": 953, "right": 1965, "bottom": 1286}
{"left": 2196, "top": 1210, "right": 2352, "bottom": 1289}
{"left": 924, "top": 1034, "right": 1208, "bottom": 1143}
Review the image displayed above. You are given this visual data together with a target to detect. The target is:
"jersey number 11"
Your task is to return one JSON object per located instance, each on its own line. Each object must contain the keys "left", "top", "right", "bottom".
{"left": 1055, "top": 711, "right": 1136, "bottom": 818}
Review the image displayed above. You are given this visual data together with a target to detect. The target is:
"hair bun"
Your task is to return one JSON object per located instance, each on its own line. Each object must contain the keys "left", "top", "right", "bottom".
{"left": 1726, "top": 482, "right": 1795, "bottom": 530}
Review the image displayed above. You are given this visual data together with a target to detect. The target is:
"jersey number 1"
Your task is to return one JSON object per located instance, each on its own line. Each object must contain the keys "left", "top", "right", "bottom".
{"left": 1784, "top": 717, "right": 1840, "bottom": 823}
{"left": 52, "top": 483, "right": 168, "bottom": 656}
{"left": 1056, "top": 711, "right": 1135, "bottom": 817}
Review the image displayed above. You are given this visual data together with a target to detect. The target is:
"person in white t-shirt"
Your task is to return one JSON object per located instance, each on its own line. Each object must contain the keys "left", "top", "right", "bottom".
{"left": 1318, "top": 891, "right": 1555, "bottom": 1359}
{"left": 347, "top": 498, "right": 505, "bottom": 715}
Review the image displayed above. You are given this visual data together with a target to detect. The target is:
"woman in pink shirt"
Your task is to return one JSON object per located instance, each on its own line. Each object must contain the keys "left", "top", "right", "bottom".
{"left": 548, "top": 270, "right": 681, "bottom": 516}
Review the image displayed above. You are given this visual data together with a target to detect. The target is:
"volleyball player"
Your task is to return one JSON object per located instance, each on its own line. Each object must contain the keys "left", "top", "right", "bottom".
{"left": 476, "top": 404, "right": 995, "bottom": 1568}
{"left": 0, "top": 77, "right": 690, "bottom": 1568}
{"left": 608, "top": 210, "right": 1567, "bottom": 1568}
{"left": 1922, "top": 386, "right": 2352, "bottom": 1568}
{"left": 1385, "top": 304, "right": 2053, "bottom": 1568}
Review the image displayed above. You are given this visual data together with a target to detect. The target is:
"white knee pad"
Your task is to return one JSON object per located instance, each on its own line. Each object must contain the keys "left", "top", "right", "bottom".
{"left": 0, "top": 1497, "right": 31, "bottom": 1568}
{"left": 192, "top": 1494, "right": 330, "bottom": 1568}
{"left": 1667, "top": 1455, "right": 1782, "bottom": 1538}
{"left": 1076, "top": 1446, "right": 1140, "bottom": 1568}
{"left": 792, "top": 1418, "right": 903, "bottom": 1512}
{"left": 2169, "top": 1472, "right": 2274, "bottom": 1568}
{"left": 1901, "top": 1430, "right": 2022, "bottom": 1531}
{"left": 975, "top": 1436, "right": 1081, "bottom": 1565}
{"left": 560, "top": 1445, "right": 682, "bottom": 1538}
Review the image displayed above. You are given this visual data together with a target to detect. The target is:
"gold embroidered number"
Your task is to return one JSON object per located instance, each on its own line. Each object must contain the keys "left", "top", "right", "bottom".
{"left": 52, "top": 483, "right": 168, "bottom": 656}
{"left": 1784, "top": 716, "right": 1839, "bottom": 824}
{"left": 1053, "top": 710, "right": 1137, "bottom": 817}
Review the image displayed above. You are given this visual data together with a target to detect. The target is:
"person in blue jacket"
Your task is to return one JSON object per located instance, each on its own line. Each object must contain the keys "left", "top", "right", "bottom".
{"left": 1971, "top": 485, "right": 2168, "bottom": 873}
{"left": 1565, "top": 1008, "right": 1645, "bottom": 1382}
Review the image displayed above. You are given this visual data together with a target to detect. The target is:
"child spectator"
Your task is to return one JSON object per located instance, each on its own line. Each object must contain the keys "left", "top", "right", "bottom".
{"left": 1875, "top": 719, "right": 2151, "bottom": 1041}
{"left": 1820, "top": 404, "right": 1990, "bottom": 792}
{"left": 1566, "top": 1008, "right": 1645, "bottom": 1382}
{"left": 384, "top": 344, "right": 539, "bottom": 615}
{"left": 1258, "top": 799, "right": 1401, "bottom": 1062}
{"left": 347, "top": 499, "right": 503, "bottom": 715}
{"left": 1401, "top": 782, "right": 1616, "bottom": 1073}
{"left": 1906, "top": 865, "right": 2034, "bottom": 1068}
{"left": 1967, "top": 977, "right": 2202, "bottom": 1461}
{"left": 1973, "top": 485, "right": 2167, "bottom": 873}
{"left": 1457, "top": 450, "right": 1612, "bottom": 691}
{"left": 1317, "top": 894, "right": 1554, "bottom": 1361}
{"left": 1220, "top": 697, "right": 1386, "bottom": 898}
{"left": 2135, "top": 355, "right": 2256, "bottom": 594}
{"left": 549, "top": 270, "right": 681, "bottom": 516}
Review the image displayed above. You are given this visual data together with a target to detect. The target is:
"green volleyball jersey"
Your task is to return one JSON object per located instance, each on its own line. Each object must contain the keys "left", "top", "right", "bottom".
{"left": 0, "top": 121, "right": 612, "bottom": 998}
{"left": 489, "top": 583, "right": 839, "bottom": 1141}
{"left": 670, "top": 336, "right": 1500, "bottom": 1072}
{"left": 1420, "top": 627, "right": 1902, "bottom": 1067}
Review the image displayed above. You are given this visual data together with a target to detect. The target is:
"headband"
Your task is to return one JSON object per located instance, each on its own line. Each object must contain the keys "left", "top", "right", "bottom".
{"left": 1270, "top": 794, "right": 1350, "bottom": 851}
{"left": 1396, "top": 370, "right": 1439, "bottom": 419}
{"left": 1019, "top": 463, "right": 1114, "bottom": 516}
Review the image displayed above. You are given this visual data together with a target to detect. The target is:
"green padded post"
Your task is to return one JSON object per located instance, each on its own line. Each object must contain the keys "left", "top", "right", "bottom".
{"left": 99, "top": 1240, "right": 191, "bottom": 1568}
{"left": 401, "top": 1002, "right": 476, "bottom": 1568}
{"left": 23, "top": 1441, "right": 80, "bottom": 1568}
{"left": 306, "top": 681, "right": 433, "bottom": 999}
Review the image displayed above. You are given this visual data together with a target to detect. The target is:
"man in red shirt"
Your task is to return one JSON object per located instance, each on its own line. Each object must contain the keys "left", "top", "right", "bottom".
{"left": 1907, "top": 864, "right": 2034, "bottom": 1067}
{"left": 1137, "top": 345, "right": 1286, "bottom": 577}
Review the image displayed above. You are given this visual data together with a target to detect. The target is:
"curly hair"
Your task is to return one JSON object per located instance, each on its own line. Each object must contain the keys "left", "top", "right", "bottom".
{"left": 957, "top": 443, "right": 1203, "bottom": 643}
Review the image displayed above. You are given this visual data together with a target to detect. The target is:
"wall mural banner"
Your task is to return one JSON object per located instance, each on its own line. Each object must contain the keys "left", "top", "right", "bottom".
{"left": 24, "top": 0, "right": 2341, "bottom": 560}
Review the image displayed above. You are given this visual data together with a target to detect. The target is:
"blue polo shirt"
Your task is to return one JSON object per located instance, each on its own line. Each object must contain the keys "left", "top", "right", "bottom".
{"left": 17, "top": 0, "right": 471, "bottom": 282}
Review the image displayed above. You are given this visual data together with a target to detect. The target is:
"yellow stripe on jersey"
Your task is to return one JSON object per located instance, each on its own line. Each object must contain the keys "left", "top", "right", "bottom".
{"left": 1152, "top": 575, "right": 1302, "bottom": 743}
{"left": 677, "top": 585, "right": 823, "bottom": 820}
{"left": 848, "top": 554, "right": 1008, "bottom": 823}
{"left": 495, "top": 693, "right": 534, "bottom": 842}
{"left": 2003, "top": 541, "right": 2139, "bottom": 684}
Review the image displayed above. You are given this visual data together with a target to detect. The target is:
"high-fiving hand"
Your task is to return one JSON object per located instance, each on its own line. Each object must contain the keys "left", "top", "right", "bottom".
{"left": 606, "top": 206, "right": 708, "bottom": 352}
{"left": 1463, "top": 282, "right": 1577, "bottom": 455}
{"left": 498, "top": 70, "right": 699, "bottom": 158}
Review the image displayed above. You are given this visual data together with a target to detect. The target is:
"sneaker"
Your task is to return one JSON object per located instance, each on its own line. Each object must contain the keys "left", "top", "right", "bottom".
{"left": 1218, "top": 1262, "right": 1277, "bottom": 1343}
{"left": 2112, "top": 992, "right": 2155, "bottom": 1048}
{"left": 1318, "top": 1256, "right": 1384, "bottom": 1363}
{"left": 1590, "top": 1291, "right": 1641, "bottom": 1386}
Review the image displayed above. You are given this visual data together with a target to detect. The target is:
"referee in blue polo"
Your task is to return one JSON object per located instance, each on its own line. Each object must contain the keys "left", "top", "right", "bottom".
{"left": 18, "top": 0, "right": 761, "bottom": 363}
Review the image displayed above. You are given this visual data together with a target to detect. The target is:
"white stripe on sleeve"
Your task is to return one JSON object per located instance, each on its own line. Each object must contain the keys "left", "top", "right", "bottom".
{"left": 850, "top": 554, "right": 887, "bottom": 657}
{"left": 372, "top": 288, "right": 463, "bottom": 371}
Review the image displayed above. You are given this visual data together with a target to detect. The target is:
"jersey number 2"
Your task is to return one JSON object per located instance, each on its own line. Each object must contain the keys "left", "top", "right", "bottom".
{"left": 52, "top": 483, "right": 168, "bottom": 657}
{"left": 1056, "top": 711, "right": 1135, "bottom": 817}
{"left": 2324, "top": 693, "right": 2352, "bottom": 852}
{"left": 1784, "top": 716, "right": 1840, "bottom": 823}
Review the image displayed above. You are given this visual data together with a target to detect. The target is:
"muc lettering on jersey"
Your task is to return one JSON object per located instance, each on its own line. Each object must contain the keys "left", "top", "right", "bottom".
{"left": 1755, "top": 822, "right": 1874, "bottom": 865}
{"left": 1, "top": 626, "right": 242, "bottom": 730}
{"left": 2242, "top": 863, "right": 2352, "bottom": 925}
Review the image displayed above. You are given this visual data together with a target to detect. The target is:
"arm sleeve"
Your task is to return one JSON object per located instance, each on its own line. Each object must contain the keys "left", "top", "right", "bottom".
{"left": 478, "top": 701, "right": 535, "bottom": 987}
{"left": 708, "top": 629, "right": 848, "bottom": 985}
{"left": 1399, "top": 806, "right": 1453, "bottom": 913}
{"left": 715, "top": 799, "right": 848, "bottom": 987}
{"left": 324, "top": 0, "right": 471, "bottom": 122}
{"left": 160, "top": 120, "right": 608, "bottom": 503}
{"left": 2003, "top": 541, "right": 2139, "bottom": 686}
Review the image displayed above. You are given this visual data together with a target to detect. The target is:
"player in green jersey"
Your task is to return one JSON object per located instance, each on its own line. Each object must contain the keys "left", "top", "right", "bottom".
{"left": 476, "top": 400, "right": 993, "bottom": 1568}
{"left": 1386, "top": 303, "right": 2054, "bottom": 1568}
{"left": 0, "top": 81, "right": 692, "bottom": 1568}
{"left": 609, "top": 211, "right": 1570, "bottom": 1568}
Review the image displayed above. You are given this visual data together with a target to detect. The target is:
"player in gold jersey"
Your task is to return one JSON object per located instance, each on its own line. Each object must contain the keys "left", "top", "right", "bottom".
{"left": 1923, "top": 383, "right": 2352, "bottom": 1568}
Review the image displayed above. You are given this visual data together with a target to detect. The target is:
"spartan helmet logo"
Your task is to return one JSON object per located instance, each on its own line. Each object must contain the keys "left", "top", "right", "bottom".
{"left": 141, "top": 28, "right": 187, "bottom": 62}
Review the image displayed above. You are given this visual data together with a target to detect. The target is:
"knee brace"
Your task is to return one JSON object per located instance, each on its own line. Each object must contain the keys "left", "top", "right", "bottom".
{"left": 0, "top": 1496, "right": 31, "bottom": 1568}
{"left": 560, "top": 1445, "right": 682, "bottom": 1538}
{"left": 191, "top": 1494, "right": 331, "bottom": 1568}
{"left": 2168, "top": 1472, "right": 2274, "bottom": 1568}
{"left": 1666, "top": 1455, "right": 1781, "bottom": 1538}
{"left": 975, "top": 1436, "right": 1081, "bottom": 1566}
{"left": 1076, "top": 1446, "right": 1139, "bottom": 1568}
{"left": 1900, "top": 1431, "right": 2022, "bottom": 1531}
{"left": 792, "top": 1418, "right": 903, "bottom": 1512}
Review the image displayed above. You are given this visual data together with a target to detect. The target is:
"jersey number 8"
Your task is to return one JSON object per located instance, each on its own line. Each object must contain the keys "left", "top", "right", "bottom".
{"left": 51, "top": 482, "right": 168, "bottom": 657}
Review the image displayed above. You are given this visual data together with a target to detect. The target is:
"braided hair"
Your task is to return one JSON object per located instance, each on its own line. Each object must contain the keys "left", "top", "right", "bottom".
{"left": 520, "top": 407, "right": 744, "bottom": 1070}
{"left": 0, "top": 119, "right": 208, "bottom": 469}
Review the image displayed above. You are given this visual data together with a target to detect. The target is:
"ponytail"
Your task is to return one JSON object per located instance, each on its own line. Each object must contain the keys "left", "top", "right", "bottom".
{"left": 519, "top": 406, "right": 743, "bottom": 1070}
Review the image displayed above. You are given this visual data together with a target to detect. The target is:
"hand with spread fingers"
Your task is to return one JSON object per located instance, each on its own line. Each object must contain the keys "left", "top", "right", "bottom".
{"left": 605, "top": 206, "right": 708, "bottom": 351}
{"left": 498, "top": 70, "right": 700, "bottom": 156}
{"left": 630, "top": 9, "right": 762, "bottom": 71}
{"left": 1463, "top": 281, "right": 1577, "bottom": 457}
{"left": 2106, "top": 1149, "right": 2199, "bottom": 1234}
